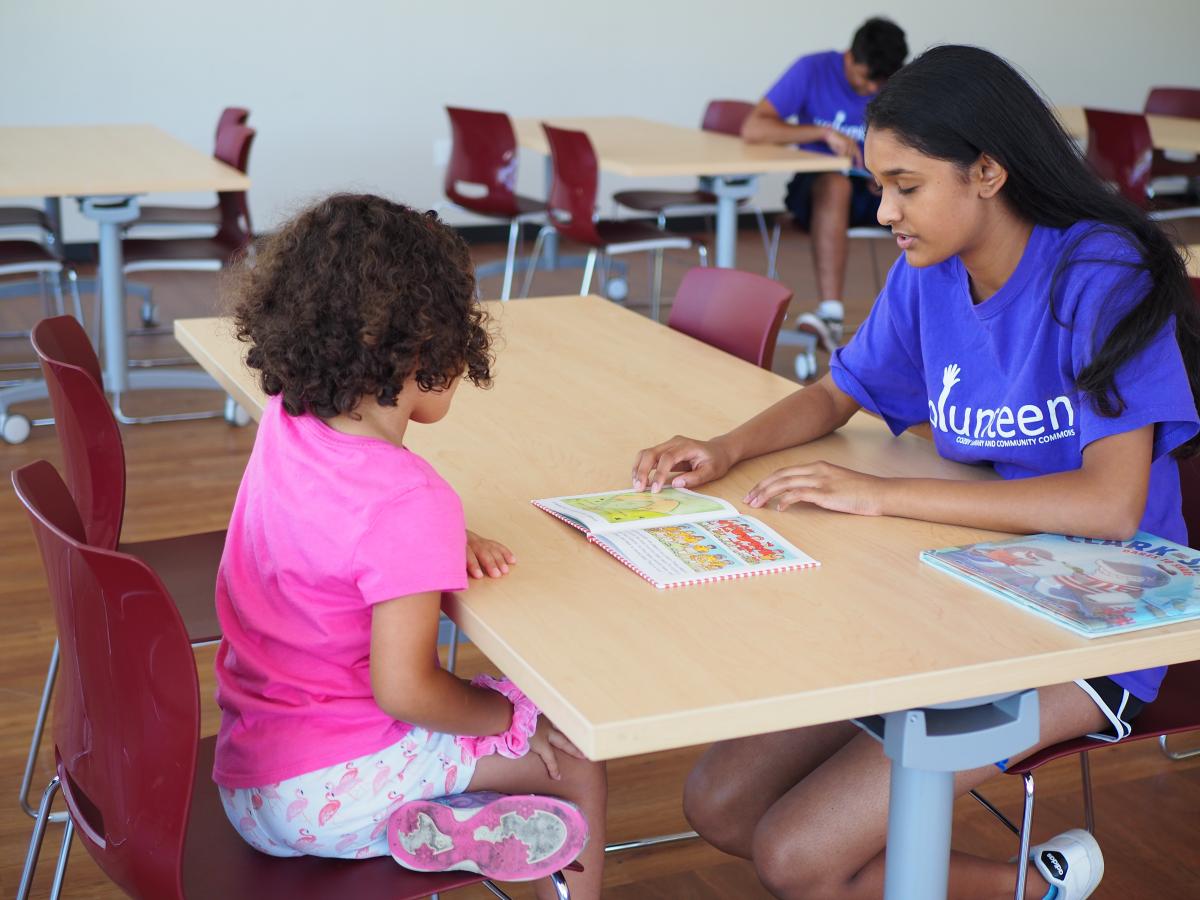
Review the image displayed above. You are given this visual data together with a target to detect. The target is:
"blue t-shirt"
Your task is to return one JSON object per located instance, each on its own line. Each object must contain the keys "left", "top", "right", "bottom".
{"left": 830, "top": 221, "right": 1199, "bottom": 702}
{"left": 764, "top": 50, "right": 872, "bottom": 156}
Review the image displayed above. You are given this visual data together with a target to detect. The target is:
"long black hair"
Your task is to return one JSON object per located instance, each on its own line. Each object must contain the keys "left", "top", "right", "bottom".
{"left": 866, "top": 44, "right": 1200, "bottom": 457}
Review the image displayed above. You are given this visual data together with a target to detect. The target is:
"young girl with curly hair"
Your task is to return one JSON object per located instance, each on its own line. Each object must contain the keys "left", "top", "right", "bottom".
{"left": 213, "top": 194, "right": 605, "bottom": 897}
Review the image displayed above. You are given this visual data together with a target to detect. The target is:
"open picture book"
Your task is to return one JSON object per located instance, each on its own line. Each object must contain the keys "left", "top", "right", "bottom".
{"left": 533, "top": 487, "right": 818, "bottom": 589}
{"left": 921, "top": 531, "right": 1200, "bottom": 638}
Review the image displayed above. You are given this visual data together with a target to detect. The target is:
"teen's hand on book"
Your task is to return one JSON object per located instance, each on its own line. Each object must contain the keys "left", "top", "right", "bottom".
{"left": 631, "top": 435, "right": 734, "bottom": 493}
{"left": 529, "top": 717, "right": 586, "bottom": 781}
{"left": 746, "top": 461, "right": 885, "bottom": 516}
{"left": 466, "top": 530, "right": 516, "bottom": 578}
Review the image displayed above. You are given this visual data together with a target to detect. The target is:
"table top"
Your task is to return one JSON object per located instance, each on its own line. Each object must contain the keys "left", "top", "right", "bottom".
{"left": 1056, "top": 106, "right": 1200, "bottom": 154}
{"left": 512, "top": 115, "right": 849, "bottom": 177}
{"left": 176, "top": 299, "right": 1200, "bottom": 760}
{"left": 0, "top": 124, "right": 250, "bottom": 198}
{"left": 1186, "top": 244, "right": 1200, "bottom": 279}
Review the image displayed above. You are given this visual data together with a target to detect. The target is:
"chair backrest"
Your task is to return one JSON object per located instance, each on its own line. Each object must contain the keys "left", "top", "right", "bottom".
{"left": 443, "top": 106, "right": 522, "bottom": 218}
{"left": 31, "top": 315, "right": 126, "bottom": 551}
{"left": 215, "top": 106, "right": 251, "bottom": 145}
{"left": 13, "top": 460, "right": 200, "bottom": 900}
{"left": 214, "top": 123, "right": 256, "bottom": 250}
{"left": 542, "top": 123, "right": 603, "bottom": 246}
{"left": 667, "top": 267, "right": 793, "bottom": 369}
{"left": 1083, "top": 108, "right": 1154, "bottom": 208}
{"left": 1144, "top": 87, "right": 1200, "bottom": 120}
{"left": 701, "top": 100, "right": 756, "bottom": 137}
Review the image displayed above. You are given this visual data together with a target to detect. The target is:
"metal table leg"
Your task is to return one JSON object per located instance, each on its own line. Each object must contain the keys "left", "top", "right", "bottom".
{"left": 710, "top": 175, "right": 759, "bottom": 268}
{"left": 854, "top": 689, "right": 1040, "bottom": 900}
{"left": 80, "top": 196, "right": 225, "bottom": 424}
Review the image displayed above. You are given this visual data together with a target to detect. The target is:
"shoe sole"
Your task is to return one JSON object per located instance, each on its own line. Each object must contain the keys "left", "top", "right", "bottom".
{"left": 387, "top": 793, "right": 587, "bottom": 882}
{"left": 794, "top": 312, "right": 842, "bottom": 353}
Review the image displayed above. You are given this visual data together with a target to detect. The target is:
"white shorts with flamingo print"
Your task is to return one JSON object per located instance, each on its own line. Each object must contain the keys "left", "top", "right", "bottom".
{"left": 219, "top": 727, "right": 478, "bottom": 859}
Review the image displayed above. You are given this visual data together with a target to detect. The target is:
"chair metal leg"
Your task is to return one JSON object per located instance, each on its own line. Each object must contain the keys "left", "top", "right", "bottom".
{"left": 605, "top": 830, "right": 699, "bottom": 853}
{"left": 480, "top": 881, "right": 515, "bottom": 899}
{"left": 16, "top": 775, "right": 62, "bottom": 900}
{"left": 1160, "top": 733, "right": 1200, "bottom": 760}
{"left": 696, "top": 244, "right": 708, "bottom": 267}
{"left": 49, "top": 818, "right": 74, "bottom": 900}
{"left": 966, "top": 789, "right": 1019, "bottom": 837}
{"left": 501, "top": 219, "right": 520, "bottom": 301}
{"left": 580, "top": 250, "right": 598, "bottom": 296}
{"left": 548, "top": 870, "right": 571, "bottom": 899}
{"left": 20, "top": 640, "right": 67, "bottom": 823}
{"left": 767, "top": 221, "right": 781, "bottom": 280}
{"left": 752, "top": 207, "right": 772, "bottom": 261}
{"left": 1013, "top": 772, "right": 1036, "bottom": 900}
{"left": 1079, "top": 751, "right": 1095, "bottom": 834}
{"left": 650, "top": 249, "right": 664, "bottom": 321}
{"left": 520, "top": 226, "right": 552, "bottom": 298}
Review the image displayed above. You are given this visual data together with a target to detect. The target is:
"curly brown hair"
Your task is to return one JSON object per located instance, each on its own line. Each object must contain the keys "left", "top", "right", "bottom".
{"left": 227, "top": 194, "right": 493, "bottom": 417}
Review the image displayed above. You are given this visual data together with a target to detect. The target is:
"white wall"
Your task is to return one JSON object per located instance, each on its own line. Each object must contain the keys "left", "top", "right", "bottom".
{"left": 2, "top": 0, "right": 1198, "bottom": 242}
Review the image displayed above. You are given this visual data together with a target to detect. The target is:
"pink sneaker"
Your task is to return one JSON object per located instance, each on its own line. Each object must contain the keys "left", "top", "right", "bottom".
{"left": 387, "top": 791, "right": 588, "bottom": 882}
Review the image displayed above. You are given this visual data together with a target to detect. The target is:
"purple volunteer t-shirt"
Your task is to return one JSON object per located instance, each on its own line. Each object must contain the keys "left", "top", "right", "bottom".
{"left": 764, "top": 49, "right": 872, "bottom": 156}
{"left": 830, "top": 221, "right": 1199, "bottom": 702}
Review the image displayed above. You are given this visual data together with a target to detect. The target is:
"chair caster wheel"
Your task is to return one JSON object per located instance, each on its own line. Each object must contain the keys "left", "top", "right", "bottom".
{"left": 2, "top": 414, "right": 32, "bottom": 444}
{"left": 605, "top": 278, "right": 629, "bottom": 302}
{"left": 224, "top": 397, "right": 251, "bottom": 427}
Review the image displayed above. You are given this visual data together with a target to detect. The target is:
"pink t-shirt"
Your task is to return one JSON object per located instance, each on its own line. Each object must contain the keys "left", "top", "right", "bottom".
{"left": 213, "top": 396, "right": 467, "bottom": 788}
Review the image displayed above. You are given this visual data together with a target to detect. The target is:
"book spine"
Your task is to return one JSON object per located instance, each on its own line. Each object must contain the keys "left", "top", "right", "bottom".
{"left": 530, "top": 501, "right": 591, "bottom": 535}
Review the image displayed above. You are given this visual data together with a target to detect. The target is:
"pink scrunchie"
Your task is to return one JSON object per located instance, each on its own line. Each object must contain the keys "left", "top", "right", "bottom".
{"left": 456, "top": 675, "right": 541, "bottom": 761}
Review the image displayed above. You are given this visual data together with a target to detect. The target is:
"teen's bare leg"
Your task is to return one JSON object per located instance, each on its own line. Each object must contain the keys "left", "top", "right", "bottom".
{"left": 468, "top": 747, "right": 607, "bottom": 900}
{"left": 808, "top": 172, "right": 853, "bottom": 302}
{"left": 686, "top": 682, "right": 1107, "bottom": 899}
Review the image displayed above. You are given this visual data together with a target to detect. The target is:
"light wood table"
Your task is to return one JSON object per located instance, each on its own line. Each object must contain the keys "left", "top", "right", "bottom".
{"left": 1186, "top": 244, "right": 1200, "bottom": 279}
{"left": 0, "top": 125, "right": 249, "bottom": 434}
{"left": 1057, "top": 105, "right": 1200, "bottom": 154}
{"left": 177, "top": 297, "right": 1200, "bottom": 898}
{"left": 512, "top": 116, "right": 849, "bottom": 268}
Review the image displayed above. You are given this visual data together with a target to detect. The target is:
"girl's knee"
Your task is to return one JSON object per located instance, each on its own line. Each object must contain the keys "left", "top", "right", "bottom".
{"left": 683, "top": 763, "right": 750, "bottom": 852}
{"left": 752, "top": 825, "right": 845, "bottom": 900}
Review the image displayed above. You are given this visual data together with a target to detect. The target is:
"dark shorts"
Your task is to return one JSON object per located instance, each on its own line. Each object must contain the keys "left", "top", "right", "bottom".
{"left": 783, "top": 172, "right": 882, "bottom": 231}
{"left": 1075, "top": 675, "right": 1146, "bottom": 742}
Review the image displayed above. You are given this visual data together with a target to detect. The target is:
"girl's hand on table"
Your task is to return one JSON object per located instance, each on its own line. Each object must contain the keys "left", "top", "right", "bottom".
{"left": 466, "top": 531, "right": 516, "bottom": 578}
{"left": 631, "top": 435, "right": 735, "bottom": 493}
{"left": 746, "top": 461, "right": 887, "bottom": 516}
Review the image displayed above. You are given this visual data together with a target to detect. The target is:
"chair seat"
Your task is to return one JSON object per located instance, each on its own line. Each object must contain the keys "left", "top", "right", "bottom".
{"left": 1149, "top": 194, "right": 1200, "bottom": 220}
{"left": 182, "top": 737, "right": 494, "bottom": 899}
{"left": 132, "top": 204, "right": 224, "bottom": 228}
{"left": 454, "top": 193, "right": 545, "bottom": 221}
{"left": 612, "top": 189, "right": 720, "bottom": 213}
{"left": 122, "top": 236, "right": 243, "bottom": 265}
{"left": 0, "top": 240, "right": 60, "bottom": 266}
{"left": 594, "top": 218, "right": 696, "bottom": 249}
{"left": 122, "top": 529, "right": 226, "bottom": 643}
{"left": 0, "top": 207, "right": 54, "bottom": 232}
{"left": 1005, "top": 660, "right": 1200, "bottom": 774}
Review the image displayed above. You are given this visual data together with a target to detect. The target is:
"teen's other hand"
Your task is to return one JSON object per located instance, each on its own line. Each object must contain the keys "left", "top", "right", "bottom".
{"left": 745, "top": 461, "right": 886, "bottom": 516}
{"left": 529, "top": 717, "right": 586, "bottom": 781}
{"left": 466, "top": 530, "right": 516, "bottom": 579}
{"left": 822, "top": 129, "right": 863, "bottom": 169}
{"left": 631, "top": 435, "right": 735, "bottom": 493}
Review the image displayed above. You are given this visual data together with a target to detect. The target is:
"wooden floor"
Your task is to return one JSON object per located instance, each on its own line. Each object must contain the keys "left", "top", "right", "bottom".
{"left": 2, "top": 226, "right": 1199, "bottom": 898}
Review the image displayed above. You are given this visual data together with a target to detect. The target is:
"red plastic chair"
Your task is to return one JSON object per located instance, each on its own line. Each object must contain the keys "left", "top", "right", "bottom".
{"left": 1144, "top": 88, "right": 1200, "bottom": 189}
{"left": 969, "top": 442, "right": 1200, "bottom": 899}
{"left": 612, "top": 100, "right": 772, "bottom": 261}
{"left": 668, "top": 267, "right": 793, "bottom": 369}
{"left": 130, "top": 106, "right": 251, "bottom": 230}
{"left": 1083, "top": 108, "right": 1200, "bottom": 221}
{"left": 17, "top": 316, "right": 225, "bottom": 823}
{"left": 12, "top": 460, "right": 555, "bottom": 900}
{"left": 523, "top": 123, "right": 708, "bottom": 320}
{"left": 444, "top": 106, "right": 546, "bottom": 300}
